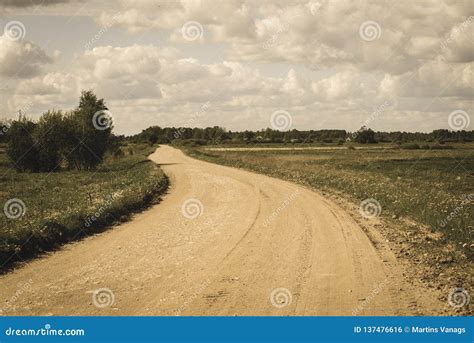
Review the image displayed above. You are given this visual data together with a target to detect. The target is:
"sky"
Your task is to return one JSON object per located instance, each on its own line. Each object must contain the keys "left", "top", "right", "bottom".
{"left": 0, "top": 0, "right": 472, "bottom": 135}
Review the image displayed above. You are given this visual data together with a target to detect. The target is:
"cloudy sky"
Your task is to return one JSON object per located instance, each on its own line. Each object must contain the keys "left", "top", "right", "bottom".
{"left": 0, "top": 0, "right": 472, "bottom": 135}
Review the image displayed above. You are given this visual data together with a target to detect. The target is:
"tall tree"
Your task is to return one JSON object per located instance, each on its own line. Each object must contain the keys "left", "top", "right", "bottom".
{"left": 65, "top": 90, "right": 112, "bottom": 170}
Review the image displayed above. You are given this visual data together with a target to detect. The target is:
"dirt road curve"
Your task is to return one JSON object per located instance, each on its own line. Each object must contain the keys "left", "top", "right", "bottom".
{"left": 0, "top": 145, "right": 444, "bottom": 315}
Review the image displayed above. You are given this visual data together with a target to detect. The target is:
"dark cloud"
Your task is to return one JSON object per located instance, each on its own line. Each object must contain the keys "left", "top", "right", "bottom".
{"left": 0, "top": 36, "right": 53, "bottom": 78}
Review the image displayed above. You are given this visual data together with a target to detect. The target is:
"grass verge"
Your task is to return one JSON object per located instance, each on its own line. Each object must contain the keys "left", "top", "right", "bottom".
{"left": 0, "top": 143, "right": 168, "bottom": 273}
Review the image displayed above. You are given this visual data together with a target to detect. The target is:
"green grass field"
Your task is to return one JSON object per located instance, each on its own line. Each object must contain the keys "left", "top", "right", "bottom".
{"left": 0, "top": 143, "right": 168, "bottom": 272}
{"left": 184, "top": 143, "right": 473, "bottom": 258}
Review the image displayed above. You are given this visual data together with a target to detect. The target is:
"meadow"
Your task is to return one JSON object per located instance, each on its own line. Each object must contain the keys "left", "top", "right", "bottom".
{"left": 184, "top": 143, "right": 473, "bottom": 258}
{"left": 0, "top": 143, "right": 168, "bottom": 272}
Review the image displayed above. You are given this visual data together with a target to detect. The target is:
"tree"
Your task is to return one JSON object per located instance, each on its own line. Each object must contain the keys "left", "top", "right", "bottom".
{"left": 5, "top": 90, "right": 115, "bottom": 172}
{"left": 355, "top": 126, "right": 377, "bottom": 144}
{"left": 65, "top": 90, "right": 112, "bottom": 170}
{"left": 149, "top": 132, "right": 159, "bottom": 145}
{"left": 6, "top": 118, "right": 39, "bottom": 172}
{"left": 0, "top": 120, "right": 10, "bottom": 143}
{"left": 242, "top": 130, "right": 255, "bottom": 142}
{"left": 35, "top": 110, "right": 67, "bottom": 172}
{"left": 192, "top": 128, "right": 203, "bottom": 140}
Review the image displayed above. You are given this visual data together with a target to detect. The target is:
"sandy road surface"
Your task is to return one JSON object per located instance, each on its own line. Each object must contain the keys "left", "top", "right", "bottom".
{"left": 0, "top": 145, "right": 444, "bottom": 315}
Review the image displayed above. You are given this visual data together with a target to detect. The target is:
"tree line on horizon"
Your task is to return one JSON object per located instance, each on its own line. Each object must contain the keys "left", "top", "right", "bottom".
{"left": 128, "top": 125, "right": 474, "bottom": 146}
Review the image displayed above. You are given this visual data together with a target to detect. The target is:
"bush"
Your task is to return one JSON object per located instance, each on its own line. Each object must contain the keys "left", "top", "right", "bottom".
{"left": 427, "top": 144, "right": 454, "bottom": 150}
{"left": 400, "top": 143, "right": 420, "bottom": 150}
{"left": 179, "top": 139, "right": 208, "bottom": 146}
{"left": 396, "top": 143, "right": 454, "bottom": 150}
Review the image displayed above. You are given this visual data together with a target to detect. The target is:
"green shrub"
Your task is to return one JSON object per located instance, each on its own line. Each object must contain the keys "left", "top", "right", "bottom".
{"left": 400, "top": 143, "right": 420, "bottom": 150}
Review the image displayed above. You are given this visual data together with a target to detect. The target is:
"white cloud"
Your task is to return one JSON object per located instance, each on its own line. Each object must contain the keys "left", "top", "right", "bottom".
{"left": 1, "top": 0, "right": 472, "bottom": 134}
{"left": 379, "top": 59, "right": 473, "bottom": 99}
{"left": 312, "top": 70, "right": 363, "bottom": 101}
{"left": 82, "top": 45, "right": 161, "bottom": 79}
{"left": 93, "top": 0, "right": 468, "bottom": 77}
